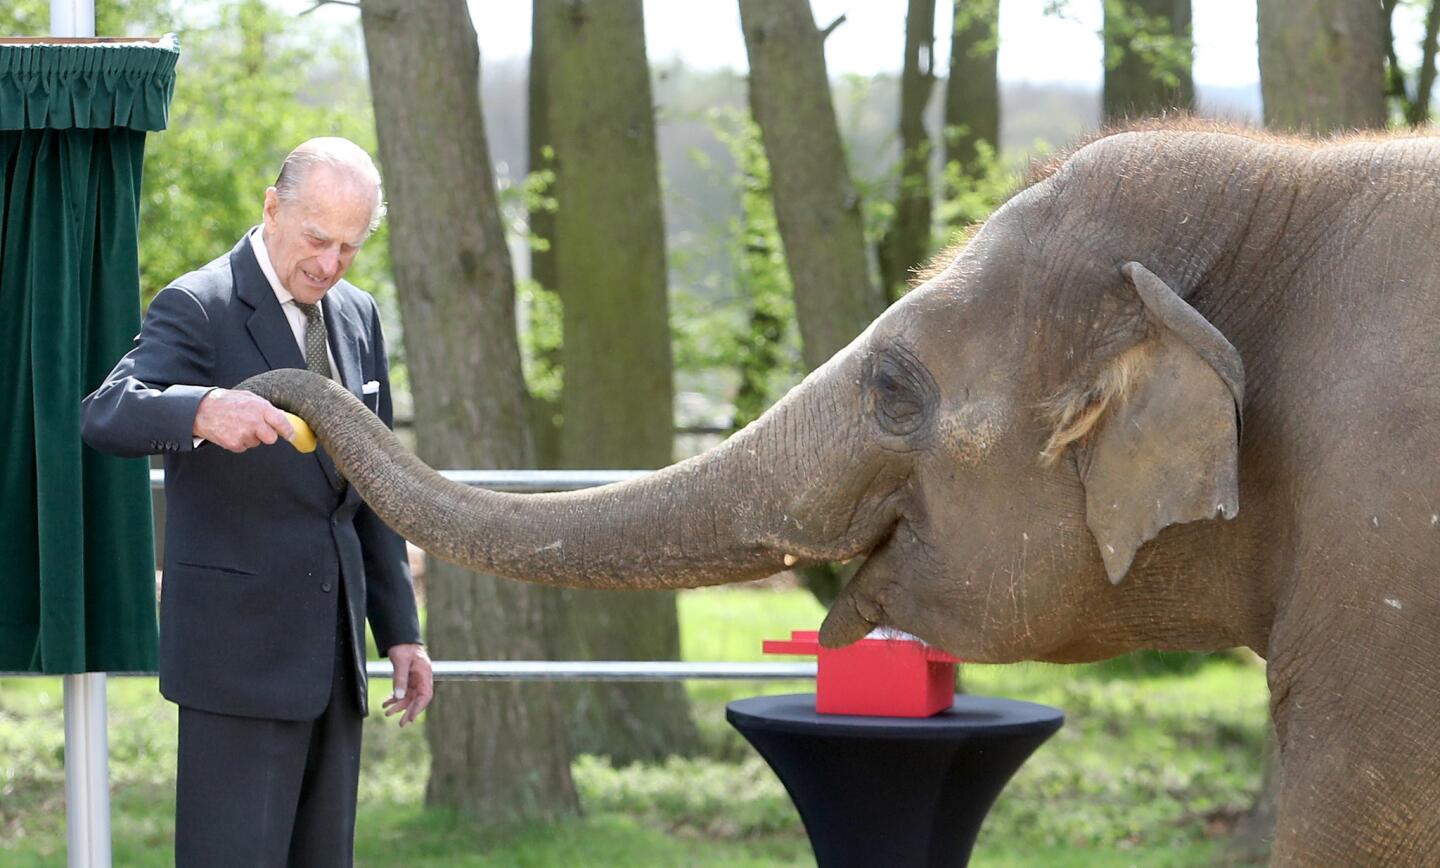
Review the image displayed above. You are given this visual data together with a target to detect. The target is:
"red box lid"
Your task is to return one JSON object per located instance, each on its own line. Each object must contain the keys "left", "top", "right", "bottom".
{"left": 763, "top": 630, "right": 959, "bottom": 663}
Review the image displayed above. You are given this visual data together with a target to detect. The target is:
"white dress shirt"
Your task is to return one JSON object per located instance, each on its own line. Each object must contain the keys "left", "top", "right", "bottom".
{"left": 249, "top": 226, "right": 339, "bottom": 381}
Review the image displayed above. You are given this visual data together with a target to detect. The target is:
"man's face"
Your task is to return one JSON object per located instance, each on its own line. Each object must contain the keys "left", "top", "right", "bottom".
{"left": 261, "top": 166, "right": 376, "bottom": 304}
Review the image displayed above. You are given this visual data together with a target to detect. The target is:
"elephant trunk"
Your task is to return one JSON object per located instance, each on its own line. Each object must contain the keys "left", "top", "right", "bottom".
{"left": 238, "top": 364, "right": 894, "bottom": 590}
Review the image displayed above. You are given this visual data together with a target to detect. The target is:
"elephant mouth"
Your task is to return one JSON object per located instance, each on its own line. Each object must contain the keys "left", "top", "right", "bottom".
{"left": 816, "top": 508, "right": 954, "bottom": 650}
{"left": 817, "top": 535, "right": 899, "bottom": 646}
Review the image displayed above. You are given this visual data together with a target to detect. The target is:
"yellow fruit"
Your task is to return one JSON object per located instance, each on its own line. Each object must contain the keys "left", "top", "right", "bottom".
{"left": 284, "top": 412, "right": 317, "bottom": 453}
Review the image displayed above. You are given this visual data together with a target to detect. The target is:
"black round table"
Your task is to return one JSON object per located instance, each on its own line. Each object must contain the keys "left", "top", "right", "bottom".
{"left": 727, "top": 693, "right": 1064, "bottom": 868}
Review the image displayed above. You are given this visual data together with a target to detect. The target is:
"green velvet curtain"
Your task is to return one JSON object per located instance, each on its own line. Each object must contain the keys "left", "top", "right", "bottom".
{"left": 0, "top": 38, "right": 178, "bottom": 673}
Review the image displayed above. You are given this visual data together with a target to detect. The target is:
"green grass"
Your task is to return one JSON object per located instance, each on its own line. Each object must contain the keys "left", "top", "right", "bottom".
{"left": 0, "top": 588, "right": 1270, "bottom": 866}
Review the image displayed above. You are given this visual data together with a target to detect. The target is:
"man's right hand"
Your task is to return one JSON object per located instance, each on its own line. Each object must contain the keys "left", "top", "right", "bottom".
{"left": 193, "top": 388, "right": 295, "bottom": 453}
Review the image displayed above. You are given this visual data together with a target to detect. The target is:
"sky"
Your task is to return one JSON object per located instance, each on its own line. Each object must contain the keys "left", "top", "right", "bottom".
{"left": 291, "top": 0, "right": 1433, "bottom": 91}
{"left": 455, "top": 0, "right": 1261, "bottom": 87}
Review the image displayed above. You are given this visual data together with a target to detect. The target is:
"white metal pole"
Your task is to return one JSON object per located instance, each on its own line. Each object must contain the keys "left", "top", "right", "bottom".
{"left": 64, "top": 674, "right": 112, "bottom": 868}
{"left": 50, "top": 0, "right": 96, "bottom": 37}
{"left": 54, "top": 2, "right": 108, "bottom": 863}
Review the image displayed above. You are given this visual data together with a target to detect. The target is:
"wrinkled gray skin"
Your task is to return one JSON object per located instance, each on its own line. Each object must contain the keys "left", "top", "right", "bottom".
{"left": 243, "top": 127, "right": 1440, "bottom": 864}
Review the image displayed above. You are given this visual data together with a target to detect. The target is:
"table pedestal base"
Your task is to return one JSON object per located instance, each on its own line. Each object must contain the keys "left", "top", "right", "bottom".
{"left": 727, "top": 693, "right": 1063, "bottom": 868}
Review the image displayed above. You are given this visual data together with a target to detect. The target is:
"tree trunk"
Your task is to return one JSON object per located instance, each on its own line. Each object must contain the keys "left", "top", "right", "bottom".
{"left": 536, "top": 0, "right": 700, "bottom": 764}
{"left": 944, "top": 0, "right": 1001, "bottom": 181}
{"left": 1409, "top": 0, "right": 1440, "bottom": 126}
{"left": 739, "top": 0, "right": 884, "bottom": 606}
{"left": 879, "top": 0, "right": 937, "bottom": 302}
{"left": 1102, "top": 0, "right": 1194, "bottom": 122}
{"left": 739, "top": 0, "right": 883, "bottom": 374}
{"left": 1384, "top": 0, "right": 1410, "bottom": 117}
{"left": 1258, "top": 0, "right": 1387, "bottom": 132}
{"left": 360, "top": 0, "right": 577, "bottom": 822}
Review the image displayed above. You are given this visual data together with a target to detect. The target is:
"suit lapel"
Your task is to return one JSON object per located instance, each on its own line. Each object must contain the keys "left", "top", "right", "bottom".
{"left": 233, "top": 237, "right": 306, "bottom": 373}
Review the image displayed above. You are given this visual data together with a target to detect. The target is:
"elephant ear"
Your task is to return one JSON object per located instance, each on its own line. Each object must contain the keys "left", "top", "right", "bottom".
{"left": 1054, "top": 262, "right": 1245, "bottom": 583}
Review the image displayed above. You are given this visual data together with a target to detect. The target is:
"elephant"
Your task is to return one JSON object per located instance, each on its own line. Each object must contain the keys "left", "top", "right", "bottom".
{"left": 240, "top": 122, "right": 1440, "bottom": 865}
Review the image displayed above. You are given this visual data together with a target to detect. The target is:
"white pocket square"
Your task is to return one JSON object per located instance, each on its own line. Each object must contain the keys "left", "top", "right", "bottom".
{"left": 362, "top": 380, "right": 381, "bottom": 395}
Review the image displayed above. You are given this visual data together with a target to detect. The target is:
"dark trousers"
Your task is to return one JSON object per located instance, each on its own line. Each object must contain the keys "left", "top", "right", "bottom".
{"left": 174, "top": 603, "right": 363, "bottom": 867}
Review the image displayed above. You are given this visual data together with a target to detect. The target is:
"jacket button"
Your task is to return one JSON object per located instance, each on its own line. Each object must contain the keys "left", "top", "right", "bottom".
{"left": 322, "top": 581, "right": 333, "bottom": 593}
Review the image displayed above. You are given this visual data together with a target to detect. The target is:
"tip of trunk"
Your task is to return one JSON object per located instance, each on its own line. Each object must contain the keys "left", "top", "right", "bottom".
{"left": 819, "top": 594, "right": 876, "bottom": 648}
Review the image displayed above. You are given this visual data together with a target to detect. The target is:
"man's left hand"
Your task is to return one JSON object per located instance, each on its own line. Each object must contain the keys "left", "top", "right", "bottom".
{"left": 382, "top": 643, "right": 433, "bottom": 727}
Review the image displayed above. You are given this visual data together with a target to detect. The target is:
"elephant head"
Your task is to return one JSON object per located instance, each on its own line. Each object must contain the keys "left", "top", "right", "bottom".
{"left": 241, "top": 134, "right": 1251, "bottom": 665}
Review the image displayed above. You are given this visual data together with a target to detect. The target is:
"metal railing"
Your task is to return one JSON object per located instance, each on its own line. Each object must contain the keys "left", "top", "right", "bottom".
{"left": 149, "top": 468, "right": 654, "bottom": 492}
{"left": 44, "top": 661, "right": 819, "bottom": 681}
{"left": 367, "top": 661, "right": 816, "bottom": 680}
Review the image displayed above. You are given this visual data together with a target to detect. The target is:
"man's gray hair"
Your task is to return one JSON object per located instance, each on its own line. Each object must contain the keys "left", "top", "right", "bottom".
{"left": 273, "top": 137, "right": 388, "bottom": 234}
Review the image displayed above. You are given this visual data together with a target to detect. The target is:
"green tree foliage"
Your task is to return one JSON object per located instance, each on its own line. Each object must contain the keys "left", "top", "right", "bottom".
{"left": 1101, "top": 0, "right": 1194, "bottom": 122}
{"left": 1, "top": 0, "right": 165, "bottom": 37}
{"left": 516, "top": 277, "right": 564, "bottom": 405}
{"left": 724, "top": 129, "right": 800, "bottom": 431}
{"left": 944, "top": 0, "right": 1001, "bottom": 235}
{"left": 2, "top": 0, "right": 399, "bottom": 374}
{"left": 503, "top": 156, "right": 564, "bottom": 406}
{"left": 673, "top": 110, "right": 803, "bottom": 433}
{"left": 1101, "top": 0, "right": 1194, "bottom": 90}
{"left": 878, "top": 0, "right": 937, "bottom": 303}
{"left": 137, "top": 2, "right": 388, "bottom": 305}
{"left": 935, "top": 139, "right": 1016, "bottom": 234}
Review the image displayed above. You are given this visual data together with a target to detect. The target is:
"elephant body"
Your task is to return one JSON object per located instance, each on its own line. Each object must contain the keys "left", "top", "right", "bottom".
{"left": 242, "top": 124, "right": 1440, "bottom": 864}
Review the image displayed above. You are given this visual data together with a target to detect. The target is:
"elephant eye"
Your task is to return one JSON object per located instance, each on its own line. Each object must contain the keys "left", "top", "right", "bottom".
{"left": 867, "top": 347, "right": 937, "bottom": 437}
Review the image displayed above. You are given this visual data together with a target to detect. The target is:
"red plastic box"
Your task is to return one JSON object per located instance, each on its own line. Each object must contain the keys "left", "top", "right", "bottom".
{"left": 763, "top": 630, "right": 961, "bottom": 717}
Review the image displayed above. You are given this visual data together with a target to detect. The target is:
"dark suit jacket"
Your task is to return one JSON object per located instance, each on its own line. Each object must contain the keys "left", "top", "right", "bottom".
{"left": 82, "top": 235, "right": 421, "bottom": 721}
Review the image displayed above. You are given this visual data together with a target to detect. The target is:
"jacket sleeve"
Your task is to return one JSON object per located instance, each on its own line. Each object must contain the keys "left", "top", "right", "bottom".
{"left": 81, "top": 286, "right": 216, "bottom": 458}
{"left": 354, "top": 298, "right": 423, "bottom": 655}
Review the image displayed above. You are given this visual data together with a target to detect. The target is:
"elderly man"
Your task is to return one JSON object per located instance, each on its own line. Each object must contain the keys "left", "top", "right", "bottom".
{"left": 83, "top": 137, "right": 431, "bottom": 866}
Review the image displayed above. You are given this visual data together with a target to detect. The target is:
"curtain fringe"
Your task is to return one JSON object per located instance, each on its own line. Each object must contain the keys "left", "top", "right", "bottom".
{"left": 0, "top": 35, "right": 180, "bottom": 132}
